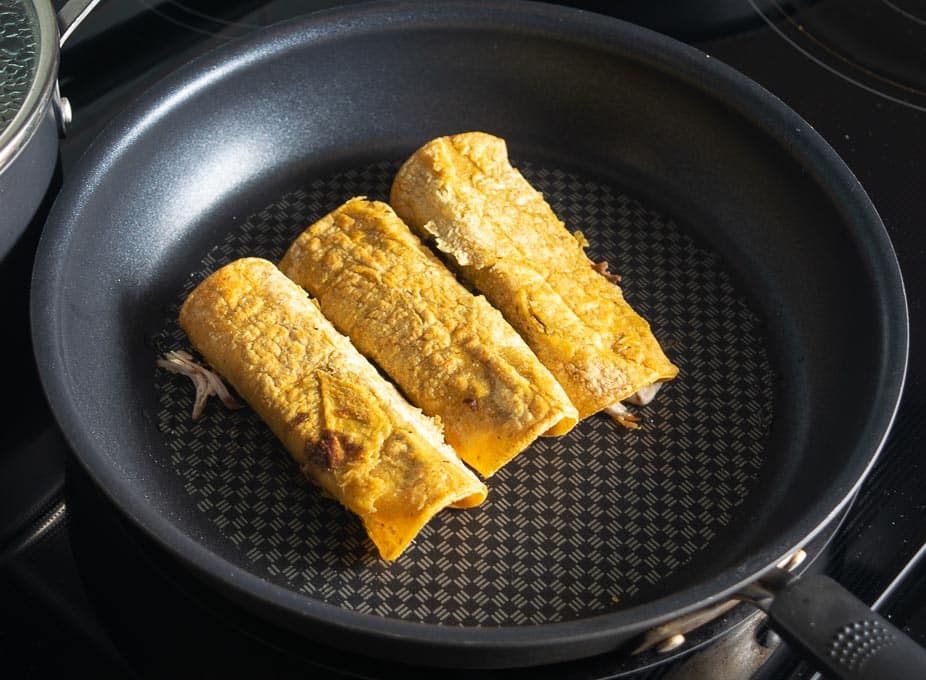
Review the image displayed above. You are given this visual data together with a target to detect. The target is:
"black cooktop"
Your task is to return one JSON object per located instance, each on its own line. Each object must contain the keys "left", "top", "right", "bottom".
{"left": 2, "top": 1, "right": 925, "bottom": 678}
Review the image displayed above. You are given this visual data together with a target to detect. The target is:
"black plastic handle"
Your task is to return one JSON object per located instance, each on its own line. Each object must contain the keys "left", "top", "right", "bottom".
{"left": 766, "top": 572, "right": 926, "bottom": 679}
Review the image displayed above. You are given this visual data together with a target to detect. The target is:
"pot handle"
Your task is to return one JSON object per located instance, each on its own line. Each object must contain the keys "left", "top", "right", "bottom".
{"left": 743, "top": 567, "right": 926, "bottom": 679}
{"left": 53, "top": 0, "right": 104, "bottom": 135}
{"left": 57, "top": 0, "right": 104, "bottom": 47}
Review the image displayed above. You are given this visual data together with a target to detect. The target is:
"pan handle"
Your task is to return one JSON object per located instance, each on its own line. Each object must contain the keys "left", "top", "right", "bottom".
{"left": 741, "top": 567, "right": 926, "bottom": 679}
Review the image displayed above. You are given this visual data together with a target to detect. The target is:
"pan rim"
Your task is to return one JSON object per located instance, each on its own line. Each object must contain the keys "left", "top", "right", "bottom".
{"left": 31, "top": 0, "right": 909, "bottom": 665}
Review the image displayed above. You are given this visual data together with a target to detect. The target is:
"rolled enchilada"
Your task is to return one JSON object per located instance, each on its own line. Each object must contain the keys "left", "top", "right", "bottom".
{"left": 279, "top": 198, "right": 578, "bottom": 478}
{"left": 390, "top": 132, "right": 679, "bottom": 420}
{"left": 179, "top": 257, "right": 487, "bottom": 560}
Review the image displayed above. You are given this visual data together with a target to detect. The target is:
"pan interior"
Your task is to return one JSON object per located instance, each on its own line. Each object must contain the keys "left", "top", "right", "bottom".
{"left": 152, "top": 159, "right": 773, "bottom": 625}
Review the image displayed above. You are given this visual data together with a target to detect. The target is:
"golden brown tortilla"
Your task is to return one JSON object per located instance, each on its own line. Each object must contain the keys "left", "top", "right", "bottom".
{"left": 390, "top": 131, "right": 679, "bottom": 419}
{"left": 280, "top": 198, "right": 577, "bottom": 477}
{"left": 179, "top": 257, "right": 487, "bottom": 560}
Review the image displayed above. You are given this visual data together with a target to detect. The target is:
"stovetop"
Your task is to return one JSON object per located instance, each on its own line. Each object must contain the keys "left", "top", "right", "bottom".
{"left": 2, "top": 1, "right": 925, "bottom": 678}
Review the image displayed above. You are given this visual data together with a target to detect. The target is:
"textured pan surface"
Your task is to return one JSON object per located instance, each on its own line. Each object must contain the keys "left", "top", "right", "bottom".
{"left": 153, "top": 160, "right": 773, "bottom": 625}
{"left": 31, "top": 1, "right": 906, "bottom": 667}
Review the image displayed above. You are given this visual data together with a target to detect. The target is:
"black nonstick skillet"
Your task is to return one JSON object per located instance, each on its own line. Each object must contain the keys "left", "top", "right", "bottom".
{"left": 30, "top": 2, "right": 922, "bottom": 676}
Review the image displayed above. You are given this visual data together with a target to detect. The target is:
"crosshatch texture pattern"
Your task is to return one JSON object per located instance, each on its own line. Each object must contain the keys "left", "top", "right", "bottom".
{"left": 153, "top": 160, "right": 774, "bottom": 625}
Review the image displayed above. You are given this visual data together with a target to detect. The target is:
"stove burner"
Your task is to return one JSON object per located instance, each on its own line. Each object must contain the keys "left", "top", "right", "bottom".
{"left": 127, "top": 0, "right": 268, "bottom": 39}
{"left": 751, "top": 0, "right": 926, "bottom": 112}
{"left": 882, "top": 0, "right": 926, "bottom": 25}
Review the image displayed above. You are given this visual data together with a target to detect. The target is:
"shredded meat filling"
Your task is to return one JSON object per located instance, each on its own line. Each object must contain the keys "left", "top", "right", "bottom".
{"left": 603, "top": 402, "right": 641, "bottom": 430}
{"left": 156, "top": 349, "right": 243, "bottom": 420}
{"left": 592, "top": 260, "right": 621, "bottom": 284}
{"left": 604, "top": 384, "right": 665, "bottom": 429}
{"left": 625, "top": 382, "right": 662, "bottom": 406}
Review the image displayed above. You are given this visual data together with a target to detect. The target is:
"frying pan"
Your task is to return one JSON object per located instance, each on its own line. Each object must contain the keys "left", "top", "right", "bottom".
{"left": 29, "top": 1, "right": 921, "bottom": 676}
